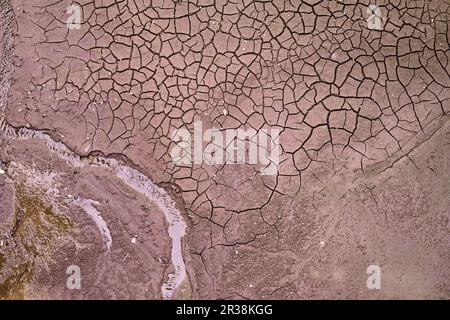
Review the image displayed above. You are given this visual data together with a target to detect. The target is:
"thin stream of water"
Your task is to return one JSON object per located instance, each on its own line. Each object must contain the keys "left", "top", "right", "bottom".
{"left": 74, "top": 197, "right": 112, "bottom": 251}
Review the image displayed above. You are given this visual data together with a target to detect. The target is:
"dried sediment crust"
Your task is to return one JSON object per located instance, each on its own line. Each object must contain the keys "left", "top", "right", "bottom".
{"left": 0, "top": 0, "right": 449, "bottom": 299}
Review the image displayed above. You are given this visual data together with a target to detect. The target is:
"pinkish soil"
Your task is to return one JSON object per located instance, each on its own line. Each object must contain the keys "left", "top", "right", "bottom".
{"left": 0, "top": 0, "right": 449, "bottom": 299}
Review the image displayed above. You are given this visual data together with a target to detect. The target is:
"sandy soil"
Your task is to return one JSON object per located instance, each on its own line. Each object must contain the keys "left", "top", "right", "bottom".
{"left": 0, "top": 0, "right": 449, "bottom": 299}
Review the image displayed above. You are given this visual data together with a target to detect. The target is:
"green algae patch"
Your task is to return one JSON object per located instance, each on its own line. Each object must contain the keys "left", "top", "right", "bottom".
{"left": 0, "top": 184, "right": 73, "bottom": 300}
{"left": 0, "top": 262, "right": 34, "bottom": 300}
{"left": 0, "top": 252, "right": 4, "bottom": 269}
{"left": 13, "top": 185, "right": 72, "bottom": 254}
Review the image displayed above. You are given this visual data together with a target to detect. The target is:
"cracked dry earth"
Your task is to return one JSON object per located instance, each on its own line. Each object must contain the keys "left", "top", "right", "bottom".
{"left": 0, "top": 0, "right": 449, "bottom": 300}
